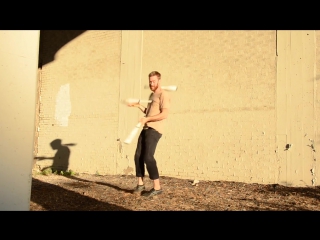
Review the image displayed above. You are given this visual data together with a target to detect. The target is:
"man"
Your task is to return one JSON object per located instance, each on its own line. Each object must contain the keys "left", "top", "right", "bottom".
{"left": 127, "top": 71, "right": 170, "bottom": 197}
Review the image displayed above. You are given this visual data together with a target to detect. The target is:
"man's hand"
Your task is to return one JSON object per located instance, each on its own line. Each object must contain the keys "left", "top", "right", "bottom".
{"left": 127, "top": 102, "right": 140, "bottom": 107}
{"left": 139, "top": 117, "right": 148, "bottom": 125}
{"left": 34, "top": 156, "right": 49, "bottom": 160}
{"left": 127, "top": 102, "right": 147, "bottom": 114}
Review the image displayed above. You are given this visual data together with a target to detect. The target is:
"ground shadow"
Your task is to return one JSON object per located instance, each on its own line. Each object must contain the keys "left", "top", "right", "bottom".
{"left": 65, "top": 175, "right": 134, "bottom": 194}
{"left": 31, "top": 178, "right": 130, "bottom": 211}
{"left": 34, "top": 139, "right": 76, "bottom": 173}
{"left": 254, "top": 183, "right": 320, "bottom": 202}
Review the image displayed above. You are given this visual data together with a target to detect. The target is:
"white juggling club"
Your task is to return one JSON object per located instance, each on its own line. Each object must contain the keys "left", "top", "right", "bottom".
{"left": 144, "top": 85, "right": 178, "bottom": 92}
{"left": 123, "top": 122, "right": 142, "bottom": 144}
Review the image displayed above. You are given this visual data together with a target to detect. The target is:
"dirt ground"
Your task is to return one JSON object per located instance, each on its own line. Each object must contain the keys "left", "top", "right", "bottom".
{"left": 30, "top": 172, "right": 320, "bottom": 211}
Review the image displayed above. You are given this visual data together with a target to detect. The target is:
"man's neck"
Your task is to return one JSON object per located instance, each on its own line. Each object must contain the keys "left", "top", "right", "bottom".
{"left": 153, "top": 85, "right": 162, "bottom": 93}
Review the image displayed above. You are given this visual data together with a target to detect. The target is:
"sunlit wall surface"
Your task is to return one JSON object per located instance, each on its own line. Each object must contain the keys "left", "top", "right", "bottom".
{"left": 35, "top": 30, "right": 319, "bottom": 187}
{"left": 0, "top": 30, "right": 40, "bottom": 210}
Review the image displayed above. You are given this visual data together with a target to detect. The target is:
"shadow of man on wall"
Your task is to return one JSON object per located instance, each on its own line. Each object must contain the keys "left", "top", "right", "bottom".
{"left": 35, "top": 139, "right": 76, "bottom": 173}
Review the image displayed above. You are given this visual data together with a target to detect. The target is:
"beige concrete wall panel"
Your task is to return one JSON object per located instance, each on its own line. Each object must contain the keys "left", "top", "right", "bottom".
{"left": 277, "top": 31, "right": 317, "bottom": 187}
{"left": 0, "top": 30, "right": 40, "bottom": 210}
{"left": 36, "top": 31, "right": 122, "bottom": 175}
{"left": 298, "top": 31, "right": 317, "bottom": 186}
{"left": 287, "top": 31, "right": 316, "bottom": 186}
{"left": 315, "top": 31, "right": 320, "bottom": 183}
{"left": 116, "top": 31, "right": 144, "bottom": 176}
{"left": 276, "top": 31, "right": 290, "bottom": 185}
{"left": 141, "top": 30, "right": 277, "bottom": 183}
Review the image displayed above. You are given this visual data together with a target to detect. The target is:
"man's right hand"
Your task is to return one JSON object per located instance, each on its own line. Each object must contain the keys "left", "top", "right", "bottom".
{"left": 127, "top": 103, "right": 140, "bottom": 107}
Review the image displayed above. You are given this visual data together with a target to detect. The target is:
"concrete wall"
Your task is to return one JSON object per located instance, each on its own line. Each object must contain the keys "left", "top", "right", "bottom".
{"left": 35, "top": 30, "right": 319, "bottom": 187}
{"left": 140, "top": 30, "right": 277, "bottom": 184}
{"left": 35, "top": 30, "right": 121, "bottom": 175}
{"left": 0, "top": 30, "right": 40, "bottom": 210}
{"left": 277, "top": 31, "right": 319, "bottom": 187}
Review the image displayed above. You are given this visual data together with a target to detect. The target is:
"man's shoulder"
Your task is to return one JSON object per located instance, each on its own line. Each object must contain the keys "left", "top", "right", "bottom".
{"left": 160, "top": 89, "right": 170, "bottom": 98}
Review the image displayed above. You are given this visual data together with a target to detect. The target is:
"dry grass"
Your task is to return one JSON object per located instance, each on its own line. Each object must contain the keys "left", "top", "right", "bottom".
{"left": 30, "top": 172, "right": 320, "bottom": 211}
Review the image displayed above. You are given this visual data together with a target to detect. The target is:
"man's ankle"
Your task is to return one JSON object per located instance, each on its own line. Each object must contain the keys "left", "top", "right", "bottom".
{"left": 153, "top": 178, "right": 161, "bottom": 190}
{"left": 138, "top": 177, "right": 144, "bottom": 186}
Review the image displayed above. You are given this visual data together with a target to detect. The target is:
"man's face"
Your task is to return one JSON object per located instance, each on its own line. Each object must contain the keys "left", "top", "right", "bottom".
{"left": 149, "top": 76, "right": 160, "bottom": 92}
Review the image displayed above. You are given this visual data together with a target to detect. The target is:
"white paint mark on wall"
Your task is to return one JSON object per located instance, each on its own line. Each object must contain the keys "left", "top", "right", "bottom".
{"left": 55, "top": 84, "right": 71, "bottom": 127}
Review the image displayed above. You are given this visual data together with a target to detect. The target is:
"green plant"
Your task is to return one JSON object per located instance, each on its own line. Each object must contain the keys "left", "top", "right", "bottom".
{"left": 68, "top": 169, "right": 76, "bottom": 176}
{"left": 42, "top": 168, "right": 52, "bottom": 176}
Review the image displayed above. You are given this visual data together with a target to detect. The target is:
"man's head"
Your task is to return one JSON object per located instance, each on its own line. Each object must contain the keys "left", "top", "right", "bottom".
{"left": 148, "top": 71, "right": 161, "bottom": 92}
{"left": 50, "top": 139, "right": 62, "bottom": 149}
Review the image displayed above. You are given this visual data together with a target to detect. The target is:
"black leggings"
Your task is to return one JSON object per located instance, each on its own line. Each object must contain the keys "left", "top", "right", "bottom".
{"left": 134, "top": 128, "right": 162, "bottom": 180}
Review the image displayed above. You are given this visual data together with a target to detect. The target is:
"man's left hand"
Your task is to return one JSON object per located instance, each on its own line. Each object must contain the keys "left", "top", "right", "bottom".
{"left": 139, "top": 117, "right": 148, "bottom": 125}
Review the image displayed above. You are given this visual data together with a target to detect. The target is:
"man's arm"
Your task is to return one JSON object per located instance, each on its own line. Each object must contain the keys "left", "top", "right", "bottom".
{"left": 127, "top": 103, "right": 147, "bottom": 114}
{"left": 34, "top": 156, "right": 54, "bottom": 160}
{"left": 141, "top": 108, "right": 169, "bottom": 124}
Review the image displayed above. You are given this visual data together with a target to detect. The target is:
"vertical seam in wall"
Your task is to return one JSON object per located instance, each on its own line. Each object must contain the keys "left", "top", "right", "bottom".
{"left": 37, "top": 69, "right": 42, "bottom": 148}
{"left": 314, "top": 30, "right": 317, "bottom": 142}
{"left": 139, "top": 30, "right": 143, "bottom": 98}
{"left": 314, "top": 31, "right": 317, "bottom": 151}
{"left": 33, "top": 68, "right": 42, "bottom": 169}
{"left": 116, "top": 31, "right": 124, "bottom": 175}
{"left": 275, "top": 30, "right": 278, "bottom": 183}
{"left": 276, "top": 30, "right": 278, "bottom": 56}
